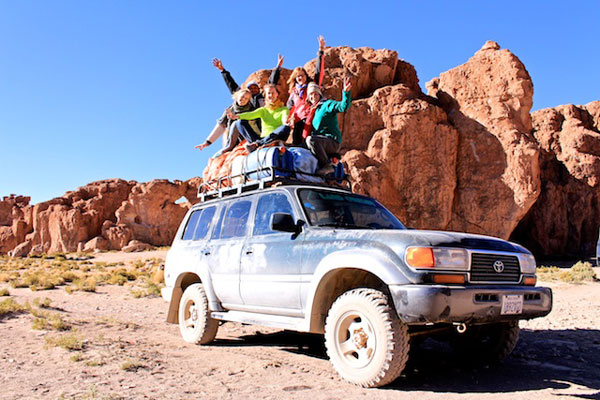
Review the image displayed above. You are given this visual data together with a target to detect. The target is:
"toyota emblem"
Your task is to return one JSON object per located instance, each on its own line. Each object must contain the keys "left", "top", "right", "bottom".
{"left": 493, "top": 260, "right": 505, "bottom": 273}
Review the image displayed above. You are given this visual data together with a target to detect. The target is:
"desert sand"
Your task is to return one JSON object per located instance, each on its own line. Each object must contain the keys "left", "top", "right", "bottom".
{"left": 1, "top": 250, "right": 599, "bottom": 400}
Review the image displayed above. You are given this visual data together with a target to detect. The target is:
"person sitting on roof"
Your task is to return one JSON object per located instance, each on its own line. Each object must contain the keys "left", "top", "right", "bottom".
{"left": 196, "top": 55, "right": 284, "bottom": 156}
{"left": 304, "top": 75, "right": 352, "bottom": 175}
{"left": 227, "top": 83, "right": 290, "bottom": 153}
{"left": 194, "top": 88, "right": 259, "bottom": 157}
{"left": 284, "top": 36, "right": 326, "bottom": 146}
{"left": 212, "top": 55, "right": 284, "bottom": 108}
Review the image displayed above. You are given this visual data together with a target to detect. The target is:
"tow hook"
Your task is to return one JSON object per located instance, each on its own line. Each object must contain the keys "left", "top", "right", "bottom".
{"left": 454, "top": 323, "right": 467, "bottom": 334}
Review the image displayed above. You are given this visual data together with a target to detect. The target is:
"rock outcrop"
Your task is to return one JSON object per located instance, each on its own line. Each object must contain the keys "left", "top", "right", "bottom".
{"left": 511, "top": 101, "right": 600, "bottom": 256}
{"left": 2, "top": 42, "right": 599, "bottom": 258}
{"left": 427, "top": 41, "right": 540, "bottom": 237}
{"left": 0, "top": 178, "right": 200, "bottom": 256}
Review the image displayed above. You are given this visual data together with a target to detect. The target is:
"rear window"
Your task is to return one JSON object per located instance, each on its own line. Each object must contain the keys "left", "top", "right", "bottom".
{"left": 182, "top": 210, "right": 201, "bottom": 240}
{"left": 193, "top": 206, "right": 216, "bottom": 240}
{"left": 181, "top": 206, "right": 217, "bottom": 241}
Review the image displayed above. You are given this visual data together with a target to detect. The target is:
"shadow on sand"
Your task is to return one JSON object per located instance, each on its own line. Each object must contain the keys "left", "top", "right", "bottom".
{"left": 211, "top": 327, "right": 600, "bottom": 397}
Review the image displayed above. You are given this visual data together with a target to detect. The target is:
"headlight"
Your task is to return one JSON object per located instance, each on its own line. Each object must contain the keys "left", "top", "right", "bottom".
{"left": 405, "top": 247, "right": 468, "bottom": 270}
{"left": 519, "top": 253, "right": 537, "bottom": 274}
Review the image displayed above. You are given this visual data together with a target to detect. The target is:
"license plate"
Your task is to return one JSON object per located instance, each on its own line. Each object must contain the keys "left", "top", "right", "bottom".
{"left": 501, "top": 295, "right": 523, "bottom": 315}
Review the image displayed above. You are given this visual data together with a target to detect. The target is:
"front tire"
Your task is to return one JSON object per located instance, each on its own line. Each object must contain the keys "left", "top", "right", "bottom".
{"left": 178, "top": 283, "right": 218, "bottom": 344}
{"left": 324, "top": 288, "right": 410, "bottom": 388}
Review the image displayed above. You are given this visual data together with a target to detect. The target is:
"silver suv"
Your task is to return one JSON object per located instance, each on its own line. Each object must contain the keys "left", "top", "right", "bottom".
{"left": 162, "top": 182, "right": 552, "bottom": 388}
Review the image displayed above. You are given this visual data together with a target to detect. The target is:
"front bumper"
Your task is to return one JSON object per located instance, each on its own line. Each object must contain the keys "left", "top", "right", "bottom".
{"left": 389, "top": 284, "right": 552, "bottom": 324}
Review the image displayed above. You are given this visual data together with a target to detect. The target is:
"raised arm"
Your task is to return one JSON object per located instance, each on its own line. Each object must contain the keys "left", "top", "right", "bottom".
{"left": 315, "top": 36, "right": 326, "bottom": 87}
{"left": 269, "top": 53, "right": 284, "bottom": 85}
{"left": 329, "top": 76, "right": 352, "bottom": 113}
{"left": 212, "top": 58, "right": 240, "bottom": 94}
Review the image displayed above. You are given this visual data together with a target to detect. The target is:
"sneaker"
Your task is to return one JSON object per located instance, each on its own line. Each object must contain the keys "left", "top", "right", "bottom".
{"left": 316, "top": 163, "right": 335, "bottom": 176}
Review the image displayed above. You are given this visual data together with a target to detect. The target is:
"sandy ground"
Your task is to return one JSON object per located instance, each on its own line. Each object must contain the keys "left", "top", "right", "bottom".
{"left": 1, "top": 251, "right": 599, "bottom": 400}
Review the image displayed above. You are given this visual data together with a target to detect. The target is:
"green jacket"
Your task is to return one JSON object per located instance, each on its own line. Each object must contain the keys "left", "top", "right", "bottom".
{"left": 311, "top": 91, "right": 351, "bottom": 143}
{"left": 238, "top": 105, "right": 289, "bottom": 138}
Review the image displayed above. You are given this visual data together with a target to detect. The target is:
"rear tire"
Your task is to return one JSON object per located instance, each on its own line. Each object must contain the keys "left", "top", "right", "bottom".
{"left": 324, "top": 288, "right": 410, "bottom": 388}
{"left": 178, "top": 283, "right": 218, "bottom": 344}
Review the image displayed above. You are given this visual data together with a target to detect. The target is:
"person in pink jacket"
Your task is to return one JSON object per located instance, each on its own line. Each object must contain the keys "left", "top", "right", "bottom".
{"left": 285, "top": 36, "right": 326, "bottom": 146}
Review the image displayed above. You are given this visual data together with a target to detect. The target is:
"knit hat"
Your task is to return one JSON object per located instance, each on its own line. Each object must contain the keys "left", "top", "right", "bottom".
{"left": 246, "top": 80, "right": 259, "bottom": 88}
{"left": 307, "top": 82, "right": 322, "bottom": 97}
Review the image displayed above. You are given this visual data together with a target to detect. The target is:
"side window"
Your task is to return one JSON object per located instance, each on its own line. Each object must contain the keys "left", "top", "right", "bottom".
{"left": 182, "top": 210, "right": 201, "bottom": 240}
{"left": 211, "top": 203, "right": 227, "bottom": 239}
{"left": 253, "top": 192, "right": 294, "bottom": 236}
{"left": 192, "top": 206, "right": 216, "bottom": 240}
{"left": 220, "top": 200, "right": 252, "bottom": 239}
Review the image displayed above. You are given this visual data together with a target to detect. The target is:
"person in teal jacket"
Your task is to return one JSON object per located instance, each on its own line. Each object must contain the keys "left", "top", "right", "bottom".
{"left": 305, "top": 76, "right": 352, "bottom": 174}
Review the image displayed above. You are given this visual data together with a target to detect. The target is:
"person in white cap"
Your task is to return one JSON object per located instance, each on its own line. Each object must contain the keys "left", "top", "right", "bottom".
{"left": 212, "top": 55, "right": 283, "bottom": 109}
{"left": 304, "top": 76, "right": 352, "bottom": 175}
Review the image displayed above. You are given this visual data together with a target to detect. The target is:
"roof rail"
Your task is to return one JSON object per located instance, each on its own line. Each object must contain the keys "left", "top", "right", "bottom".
{"left": 197, "top": 166, "right": 351, "bottom": 202}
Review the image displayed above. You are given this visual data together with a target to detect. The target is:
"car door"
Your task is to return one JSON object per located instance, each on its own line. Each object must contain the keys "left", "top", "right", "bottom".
{"left": 204, "top": 198, "right": 252, "bottom": 307}
{"left": 240, "top": 190, "right": 303, "bottom": 313}
{"left": 176, "top": 205, "right": 217, "bottom": 272}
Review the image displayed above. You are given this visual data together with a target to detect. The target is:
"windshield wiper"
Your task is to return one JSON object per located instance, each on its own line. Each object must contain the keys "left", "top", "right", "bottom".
{"left": 317, "top": 223, "right": 373, "bottom": 229}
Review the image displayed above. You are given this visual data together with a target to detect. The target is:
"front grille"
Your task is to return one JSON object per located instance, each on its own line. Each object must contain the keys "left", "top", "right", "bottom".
{"left": 470, "top": 253, "right": 521, "bottom": 283}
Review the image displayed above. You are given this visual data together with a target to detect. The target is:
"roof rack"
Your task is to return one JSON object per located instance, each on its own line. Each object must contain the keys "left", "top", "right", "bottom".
{"left": 197, "top": 166, "right": 352, "bottom": 202}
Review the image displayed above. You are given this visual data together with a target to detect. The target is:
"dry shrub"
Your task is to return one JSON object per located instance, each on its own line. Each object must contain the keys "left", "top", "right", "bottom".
{"left": 45, "top": 333, "right": 84, "bottom": 351}
{"left": 66, "top": 278, "right": 97, "bottom": 293}
{"left": 121, "top": 359, "right": 145, "bottom": 372}
{"left": 0, "top": 298, "right": 25, "bottom": 316}
{"left": 537, "top": 261, "right": 597, "bottom": 283}
{"left": 32, "top": 313, "right": 70, "bottom": 331}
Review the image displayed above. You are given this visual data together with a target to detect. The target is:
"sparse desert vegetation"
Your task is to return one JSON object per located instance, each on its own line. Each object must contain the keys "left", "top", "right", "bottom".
{"left": 1, "top": 250, "right": 599, "bottom": 399}
{"left": 0, "top": 254, "right": 164, "bottom": 295}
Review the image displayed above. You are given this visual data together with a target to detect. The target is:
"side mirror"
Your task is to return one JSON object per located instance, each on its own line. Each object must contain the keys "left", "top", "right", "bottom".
{"left": 271, "top": 213, "right": 302, "bottom": 233}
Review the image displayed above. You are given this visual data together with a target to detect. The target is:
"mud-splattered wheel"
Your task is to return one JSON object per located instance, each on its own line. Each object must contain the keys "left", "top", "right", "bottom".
{"left": 178, "top": 283, "right": 218, "bottom": 344}
{"left": 324, "top": 288, "right": 410, "bottom": 388}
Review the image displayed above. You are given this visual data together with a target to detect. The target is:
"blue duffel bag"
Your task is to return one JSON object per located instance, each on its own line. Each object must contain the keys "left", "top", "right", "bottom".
{"left": 238, "top": 146, "right": 294, "bottom": 181}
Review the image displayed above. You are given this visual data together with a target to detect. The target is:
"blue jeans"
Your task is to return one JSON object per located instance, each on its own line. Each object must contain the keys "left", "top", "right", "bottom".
{"left": 236, "top": 120, "right": 290, "bottom": 147}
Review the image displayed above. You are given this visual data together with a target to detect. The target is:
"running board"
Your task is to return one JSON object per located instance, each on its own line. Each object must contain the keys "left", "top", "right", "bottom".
{"left": 211, "top": 310, "right": 308, "bottom": 332}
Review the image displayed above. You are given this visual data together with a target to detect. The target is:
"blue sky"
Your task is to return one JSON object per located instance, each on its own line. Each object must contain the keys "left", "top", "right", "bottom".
{"left": 1, "top": 1, "right": 598, "bottom": 204}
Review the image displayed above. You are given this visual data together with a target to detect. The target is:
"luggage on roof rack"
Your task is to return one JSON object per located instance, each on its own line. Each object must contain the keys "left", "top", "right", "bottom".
{"left": 198, "top": 145, "right": 350, "bottom": 202}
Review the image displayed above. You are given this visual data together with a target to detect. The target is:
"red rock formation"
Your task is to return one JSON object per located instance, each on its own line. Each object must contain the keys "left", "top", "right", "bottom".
{"left": 427, "top": 41, "right": 540, "bottom": 238}
{"left": 1, "top": 178, "right": 201, "bottom": 256}
{"left": 2, "top": 43, "right": 599, "bottom": 258}
{"left": 510, "top": 101, "right": 600, "bottom": 256}
{"left": 0, "top": 195, "right": 32, "bottom": 253}
{"left": 114, "top": 179, "right": 198, "bottom": 246}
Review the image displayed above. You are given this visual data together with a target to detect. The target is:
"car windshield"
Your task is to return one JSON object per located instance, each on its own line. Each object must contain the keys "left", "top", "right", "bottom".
{"left": 298, "top": 189, "right": 406, "bottom": 230}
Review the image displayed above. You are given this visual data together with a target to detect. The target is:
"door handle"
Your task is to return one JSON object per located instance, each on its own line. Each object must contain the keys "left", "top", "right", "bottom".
{"left": 202, "top": 248, "right": 212, "bottom": 256}
{"left": 245, "top": 247, "right": 253, "bottom": 255}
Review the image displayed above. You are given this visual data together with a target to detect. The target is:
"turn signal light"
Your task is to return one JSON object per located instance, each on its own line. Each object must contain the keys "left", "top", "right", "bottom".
{"left": 432, "top": 274, "right": 466, "bottom": 284}
{"left": 406, "top": 247, "right": 434, "bottom": 268}
{"left": 278, "top": 146, "right": 286, "bottom": 154}
{"left": 524, "top": 276, "right": 537, "bottom": 286}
